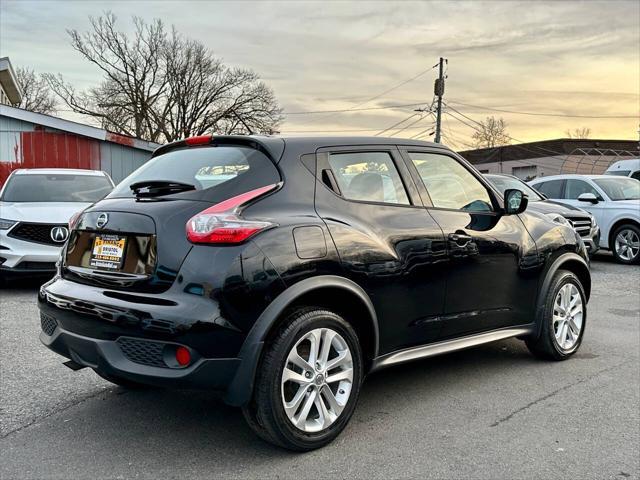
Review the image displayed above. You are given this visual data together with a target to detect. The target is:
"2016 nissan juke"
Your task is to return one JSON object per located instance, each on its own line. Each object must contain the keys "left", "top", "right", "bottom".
{"left": 38, "top": 135, "right": 591, "bottom": 450}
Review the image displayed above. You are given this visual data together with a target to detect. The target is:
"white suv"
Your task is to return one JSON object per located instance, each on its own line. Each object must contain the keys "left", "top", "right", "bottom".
{"left": 0, "top": 168, "right": 114, "bottom": 279}
{"left": 529, "top": 174, "right": 640, "bottom": 264}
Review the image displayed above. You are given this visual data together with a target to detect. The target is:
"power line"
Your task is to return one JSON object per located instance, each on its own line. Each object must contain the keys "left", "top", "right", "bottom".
{"left": 282, "top": 102, "right": 431, "bottom": 115}
{"left": 278, "top": 123, "right": 438, "bottom": 134}
{"left": 344, "top": 63, "right": 439, "bottom": 111}
{"left": 374, "top": 112, "right": 421, "bottom": 136}
{"left": 284, "top": 63, "right": 439, "bottom": 117}
{"left": 446, "top": 99, "right": 637, "bottom": 119}
{"left": 389, "top": 115, "right": 433, "bottom": 137}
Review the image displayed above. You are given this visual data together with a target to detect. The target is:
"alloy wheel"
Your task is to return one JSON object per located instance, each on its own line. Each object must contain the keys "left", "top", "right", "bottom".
{"left": 615, "top": 228, "right": 640, "bottom": 261}
{"left": 281, "top": 328, "right": 353, "bottom": 433}
{"left": 553, "top": 283, "right": 584, "bottom": 350}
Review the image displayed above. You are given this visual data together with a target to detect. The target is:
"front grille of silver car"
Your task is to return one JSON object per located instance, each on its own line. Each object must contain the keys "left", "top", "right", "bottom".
{"left": 565, "top": 217, "right": 592, "bottom": 238}
{"left": 8, "top": 222, "right": 67, "bottom": 246}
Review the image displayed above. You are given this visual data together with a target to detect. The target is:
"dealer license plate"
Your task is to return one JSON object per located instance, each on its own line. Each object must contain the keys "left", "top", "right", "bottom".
{"left": 89, "top": 235, "right": 127, "bottom": 270}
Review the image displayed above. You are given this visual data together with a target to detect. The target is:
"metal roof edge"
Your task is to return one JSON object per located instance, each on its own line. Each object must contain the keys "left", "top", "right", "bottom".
{"left": 0, "top": 104, "right": 160, "bottom": 152}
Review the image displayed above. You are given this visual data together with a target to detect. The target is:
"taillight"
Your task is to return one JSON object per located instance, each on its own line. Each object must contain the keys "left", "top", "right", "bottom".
{"left": 68, "top": 211, "right": 83, "bottom": 230}
{"left": 186, "top": 183, "right": 279, "bottom": 245}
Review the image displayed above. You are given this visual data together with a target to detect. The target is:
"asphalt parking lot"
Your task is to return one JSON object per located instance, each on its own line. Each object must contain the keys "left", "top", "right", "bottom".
{"left": 1, "top": 253, "right": 638, "bottom": 479}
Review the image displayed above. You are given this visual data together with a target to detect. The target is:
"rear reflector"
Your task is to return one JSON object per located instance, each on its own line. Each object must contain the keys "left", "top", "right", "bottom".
{"left": 186, "top": 183, "right": 279, "bottom": 245}
{"left": 185, "top": 135, "right": 212, "bottom": 146}
{"left": 175, "top": 346, "right": 191, "bottom": 367}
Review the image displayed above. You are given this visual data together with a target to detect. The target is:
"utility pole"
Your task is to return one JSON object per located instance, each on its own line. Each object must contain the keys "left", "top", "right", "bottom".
{"left": 434, "top": 57, "right": 446, "bottom": 143}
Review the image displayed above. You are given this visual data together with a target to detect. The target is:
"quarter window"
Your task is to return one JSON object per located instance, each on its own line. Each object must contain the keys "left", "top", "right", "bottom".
{"left": 408, "top": 152, "right": 493, "bottom": 212}
{"left": 327, "top": 152, "right": 410, "bottom": 205}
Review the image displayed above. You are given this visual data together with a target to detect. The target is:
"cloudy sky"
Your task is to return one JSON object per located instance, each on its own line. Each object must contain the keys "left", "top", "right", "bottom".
{"left": 1, "top": 0, "right": 639, "bottom": 147}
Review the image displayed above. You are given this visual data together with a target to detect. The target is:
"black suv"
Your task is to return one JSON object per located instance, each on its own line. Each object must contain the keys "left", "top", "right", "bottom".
{"left": 39, "top": 136, "right": 591, "bottom": 450}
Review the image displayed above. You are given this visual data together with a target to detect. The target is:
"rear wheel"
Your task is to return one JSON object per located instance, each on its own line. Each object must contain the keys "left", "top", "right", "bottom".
{"left": 611, "top": 224, "right": 640, "bottom": 265}
{"left": 526, "top": 270, "right": 586, "bottom": 360}
{"left": 242, "top": 308, "right": 363, "bottom": 451}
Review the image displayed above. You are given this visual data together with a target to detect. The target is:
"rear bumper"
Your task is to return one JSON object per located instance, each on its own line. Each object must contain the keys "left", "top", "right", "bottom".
{"left": 37, "top": 276, "right": 251, "bottom": 394}
{"left": 40, "top": 323, "right": 240, "bottom": 389}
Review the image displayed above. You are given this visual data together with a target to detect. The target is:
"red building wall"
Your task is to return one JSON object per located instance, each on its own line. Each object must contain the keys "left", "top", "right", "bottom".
{"left": 0, "top": 131, "right": 101, "bottom": 186}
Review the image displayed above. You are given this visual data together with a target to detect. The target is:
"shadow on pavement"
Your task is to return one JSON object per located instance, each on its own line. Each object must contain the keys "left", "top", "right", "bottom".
{"left": 10, "top": 339, "right": 540, "bottom": 468}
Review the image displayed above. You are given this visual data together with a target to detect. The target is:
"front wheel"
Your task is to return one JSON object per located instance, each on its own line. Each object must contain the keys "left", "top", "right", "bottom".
{"left": 526, "top": 270, "right": 587, "bottom": 360}
{"left": 242, "top": 308, "right": 363, "bottom": 451}
{"left": 611, "top": 224, "right": 640, "bottom": 265}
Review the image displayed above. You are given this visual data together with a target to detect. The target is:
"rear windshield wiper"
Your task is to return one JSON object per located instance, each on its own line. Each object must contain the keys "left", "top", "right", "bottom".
{"left": 130, "top": 180, "right": 196, "bottom": 198}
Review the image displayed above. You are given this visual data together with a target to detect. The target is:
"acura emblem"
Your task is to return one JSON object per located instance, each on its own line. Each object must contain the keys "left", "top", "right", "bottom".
{"left": 50, "top": 226, "right": 69, "bottom": 243}
{"left": 96, "top": 213, "right": 109, "bottom": 229}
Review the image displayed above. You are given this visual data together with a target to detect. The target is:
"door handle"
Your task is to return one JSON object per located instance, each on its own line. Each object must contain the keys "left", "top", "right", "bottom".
{"left": 449, "top": 232, "right": 472, "bottom": 246}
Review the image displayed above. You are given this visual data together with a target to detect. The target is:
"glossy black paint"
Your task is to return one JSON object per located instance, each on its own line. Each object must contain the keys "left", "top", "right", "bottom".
{"left": 38, "top": 135, "right": 590, "bottom": 405}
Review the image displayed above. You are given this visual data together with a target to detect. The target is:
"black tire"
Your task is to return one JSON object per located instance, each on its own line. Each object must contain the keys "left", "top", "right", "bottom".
{"left": 94, "top": 370, "right": 155, "bottom": 389}
{"left": 242, "top": 307, "right": 363, "bottom": 451}
{"left": 526, "top": 270, "right": 587, "bottom": 360}
{"left": 611, "top": 223, "right": 640, "bottom": 265}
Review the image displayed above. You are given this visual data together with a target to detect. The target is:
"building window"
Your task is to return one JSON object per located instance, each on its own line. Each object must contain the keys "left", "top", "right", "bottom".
{"left": 512, "top": 165, "right": 538, "bottom": 181}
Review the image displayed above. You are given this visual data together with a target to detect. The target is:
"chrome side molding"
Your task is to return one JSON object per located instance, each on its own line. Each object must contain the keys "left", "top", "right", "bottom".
{"left": 371, "top": 326, "right": 534, "bottom": 371}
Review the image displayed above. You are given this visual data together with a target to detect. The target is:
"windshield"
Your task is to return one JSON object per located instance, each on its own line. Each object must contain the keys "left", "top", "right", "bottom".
{"left": 1, "top": 174, "right": 113, "bottom": 202}
{"left": 108, "top": 145, "right": 280, "bottom": 201}
{"left": 605, "top": 170, "right": 630, "bottom": 177}
{"left": 486, "top": 175, "right": 544, "bottom": 201}
{"left": 593, "top": 177, "right": 640, "bottom": 201}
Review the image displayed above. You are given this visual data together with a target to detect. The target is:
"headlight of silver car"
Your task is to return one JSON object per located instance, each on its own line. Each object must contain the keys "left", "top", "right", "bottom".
{"left": 544, "top": 213, "right": 572, "bottom": 227}
{"left": 0, "top": 218, "right": 17, "bottom": 230}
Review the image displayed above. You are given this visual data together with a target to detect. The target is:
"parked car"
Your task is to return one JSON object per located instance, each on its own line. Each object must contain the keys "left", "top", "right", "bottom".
{"left": 39, "top": 136, "right": 591, "bottom": 450}
{"left": 529, "top": 174, "right": 640, "bottom": 264}
{"left": 0, "top": 168, "right": 114, "bottom": 278}
{"left": 605, "top": 158, "right": 640, "bottom": 180}
{"left": 486, "top": 173, "right": 600, "bottom": 255}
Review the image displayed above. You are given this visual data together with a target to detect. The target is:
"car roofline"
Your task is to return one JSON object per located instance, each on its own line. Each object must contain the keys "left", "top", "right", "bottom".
{"left": 11, "top": 168, "right": 109, "bottom": 176}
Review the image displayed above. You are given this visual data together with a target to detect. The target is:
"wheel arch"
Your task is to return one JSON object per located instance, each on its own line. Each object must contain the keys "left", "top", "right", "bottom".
{"left": 533, "top": 252, "right": 591, "bottom": 340}
{"left": 607, "top": 217, "right": 640, "bottom": 250}
{"left": 224, "top": 275, "right": 379, "bottom": 406}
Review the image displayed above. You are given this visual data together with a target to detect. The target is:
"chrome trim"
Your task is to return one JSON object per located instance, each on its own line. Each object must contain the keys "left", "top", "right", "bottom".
{"left": 371, "top": 326, "right": 534, "bottom": 371}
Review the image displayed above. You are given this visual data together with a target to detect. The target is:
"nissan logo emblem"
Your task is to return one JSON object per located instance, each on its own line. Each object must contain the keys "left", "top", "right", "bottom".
{"left": 50, "top": 226, "right": 69, "bottom": 243}
{"left": 96, "top": 213, "right": 109, "bottom": 229}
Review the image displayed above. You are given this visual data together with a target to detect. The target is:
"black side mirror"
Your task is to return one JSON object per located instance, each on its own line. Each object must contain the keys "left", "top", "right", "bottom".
{"left": 577, "top": 192, "right": 599, "bottom": 204}
{"left": 504, "top": 189, "right": 528, "bottom": 214}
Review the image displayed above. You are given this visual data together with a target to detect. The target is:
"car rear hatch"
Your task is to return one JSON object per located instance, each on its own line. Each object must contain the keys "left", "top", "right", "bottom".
{"left": 62, "top": 136, "right": 283, "bottom": 293}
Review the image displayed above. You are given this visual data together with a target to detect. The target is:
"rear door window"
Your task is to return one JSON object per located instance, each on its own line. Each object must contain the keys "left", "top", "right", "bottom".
{"left": 534, "top": 180, "right": 564, "bottom": 199}
{"left": 327, "top": 152, "right": 410, "bottom": 205}
{"left": 108, "top": 145, "right": 280, "bottom": 202}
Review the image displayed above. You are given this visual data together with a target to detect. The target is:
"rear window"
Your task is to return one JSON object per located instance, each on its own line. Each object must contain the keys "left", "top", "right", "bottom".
{"left": 108, "top": 146, "right": 280, "bottom": 201}
{"left": 1, "top": 174, "right": 113, "bottom": 203}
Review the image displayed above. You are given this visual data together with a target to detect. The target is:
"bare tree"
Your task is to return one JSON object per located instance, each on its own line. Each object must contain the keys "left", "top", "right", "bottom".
{"left": 471, "top": 116, "right": 511, "bottom": 148}
{"left": 565, "top": 127, "right": 591, "bottom": 139}
{"left": 45, "top": 13, "right": 282, "bottom": 142}
{"left": 16, "top": 67, "right": 58, "bottom": 114}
